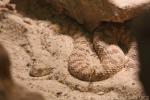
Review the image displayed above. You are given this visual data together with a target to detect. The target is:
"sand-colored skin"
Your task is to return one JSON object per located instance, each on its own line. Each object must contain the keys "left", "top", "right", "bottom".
{"left": 69, "top": 23, "right": 134, "bottom": 82}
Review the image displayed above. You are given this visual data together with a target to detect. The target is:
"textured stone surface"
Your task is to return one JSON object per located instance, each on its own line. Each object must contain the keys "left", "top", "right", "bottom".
{"left": 0, "top": 44, "right": 45, "bottom": 100}
{"left": 46, "top": 0, "right": 150, "bottom": 31}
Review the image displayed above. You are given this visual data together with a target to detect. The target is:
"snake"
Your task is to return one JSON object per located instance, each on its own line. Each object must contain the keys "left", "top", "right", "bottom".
{"left": 68, "top": 22, "right": 135, "bottom": 82}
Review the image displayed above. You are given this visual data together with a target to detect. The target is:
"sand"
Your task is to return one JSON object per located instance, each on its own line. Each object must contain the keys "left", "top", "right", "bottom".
{"left": 0, "top": 0, "right": 148, "bottom": 100}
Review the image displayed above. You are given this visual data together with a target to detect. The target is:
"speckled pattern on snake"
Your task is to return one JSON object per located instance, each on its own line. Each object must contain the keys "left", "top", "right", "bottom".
{"left": 68, "top": 22, "right": 135, "bottom": 82}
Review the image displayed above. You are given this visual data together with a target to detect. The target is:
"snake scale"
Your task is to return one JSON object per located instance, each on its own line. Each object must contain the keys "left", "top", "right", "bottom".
{"left": 68, "top": 22, "right": 134, "bottom": 82}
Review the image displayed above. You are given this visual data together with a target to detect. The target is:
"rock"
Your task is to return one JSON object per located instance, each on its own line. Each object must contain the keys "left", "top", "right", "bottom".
{"left": 0, "top": 44, "right": 45, "bottom": 100}
{"left": 132, "top": 9, "right": 150, "bottom": 96}
{"left": 46, "top": 0, "right": 150, "bottom": 31}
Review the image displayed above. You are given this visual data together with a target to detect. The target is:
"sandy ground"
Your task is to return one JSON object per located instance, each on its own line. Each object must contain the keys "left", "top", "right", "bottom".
{"left": 0, "top": 0, "right": 148, "bottom": 100}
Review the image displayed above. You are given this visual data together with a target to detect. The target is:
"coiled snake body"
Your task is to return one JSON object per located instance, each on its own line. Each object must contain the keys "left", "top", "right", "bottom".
{"left": 68, "top": 23, "right": 134, "bottom": 82}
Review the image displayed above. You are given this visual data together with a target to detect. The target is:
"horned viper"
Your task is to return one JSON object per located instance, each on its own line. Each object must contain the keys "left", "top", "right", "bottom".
{"left": 29, "top": 21, "right": 136, "bottom": 83}
{"left": 68, "top": 22, "right": 135, "bottom": 82}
